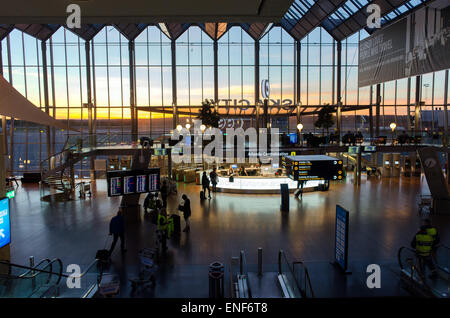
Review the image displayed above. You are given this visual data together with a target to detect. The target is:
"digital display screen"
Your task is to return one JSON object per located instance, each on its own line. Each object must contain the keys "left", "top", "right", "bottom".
{"left": 110, "top": 177, "right": 122, "bottom": 196}
{"left": 363, "top": 146, "right": 376, "bottom": 152}
{"left": 385, "top": 161, "right": 390, "bottom": 165}
{"left": 348, "top": 146, "right": 360, "bottom": 154}
{"left": 124, "top": 176, "right": 136, "bottom": 194}
{"left": 289, "top": 133, "right": 297, "bottom": 144}
{"left": 136, "top": 175, "right": 148, "bottom": 193}
{"left": 272, "top": 163, "right": 279, "bottom": 169}
{"left": 283, "top": 155, "right": 344, "bottom": 181}
{"left": 0, "top": 198, "right": 11, "bottom": 249}
{"left": 107, "top": 168, "right": 160, "bottom": 197}
{"left": 149, "top": 173, "right": 159, "bottom": 192}
{"left": 231, "top": 165, "right": 238, "bottom": 169}
{"left": 394, "top": 161, "right": 400, "bottom": 165}
{"left": 185, "top": 135, "right": 191, "bottom": 146}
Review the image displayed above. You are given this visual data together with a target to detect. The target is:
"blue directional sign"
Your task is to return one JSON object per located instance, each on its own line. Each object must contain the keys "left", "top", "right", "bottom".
{"left": 335, "top": 205, "right": 349, "bottom": 271}
{"left": 0, "top": 198, "right": 11, "bottom": 249}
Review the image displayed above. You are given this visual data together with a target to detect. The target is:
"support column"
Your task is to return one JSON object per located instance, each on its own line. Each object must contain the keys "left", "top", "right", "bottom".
{"left": 414, "top": 75, "right": 421, "bottom": 136}
{"left": 171, "top": 40, "right": 177, "bottom": 129}
{"left": 0, "top": 41, "right": 7, "bottom": 156}
{"left": 407, "top": 77, "right": 412, "bottom": 132}
{"left": 41, "top": 41, "right": 52, "bottom": 166}
{"left": 129, "top": 40, "right": 137, "bottom": 142}
{"left": 255, "top": 40, "right": 260, "bottom": 145}
{"left": 336, "top": 41, "right": 342, "bottom": 141}
{"left": 7, "top": 36, "right": 15, "bottom": 175}
{"left": 213, "top": 40, "right": 219, "bottom": 112}
{"left": 443, "top": 70, "right": 448, "bottom": 147}
{"left": 369, "top": 85, "right": 374, "bottom": 142}
{"left": 375, "top": 84, "right": 381, "bottom": 138}
{"left": 443, "top": 70, "right": 449, "bottom": 184}
{"left": 86, "top": 41, "right": 96, "bottom": 180}
{"left": 296, "top": 40, "right": 301, "bottom": 145}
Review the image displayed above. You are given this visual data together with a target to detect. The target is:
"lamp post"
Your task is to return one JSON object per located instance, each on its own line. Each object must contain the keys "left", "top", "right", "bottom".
{"left": 200, "top": 124, "right": 206, "bottom": 170}
{"left": 297, "top": 123, "right": 303, "bottom": 147}
{"left": 390, "top": 122, "right": 397, "bottom": 145}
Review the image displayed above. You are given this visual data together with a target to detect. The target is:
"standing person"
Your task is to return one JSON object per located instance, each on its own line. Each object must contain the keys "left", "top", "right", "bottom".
{"left": 210, "top": 168, "right": 218, "bottom": 193}
{"left": 109, "top": 209, "right": 127, "bottom": 255}
{"left": 160, "top": 180, "right": 169, "bottom": 208}
{"left": 411, "top": 225, "right": 438, "bottom": 279}
{"left": 201, "top": 171, "right": 211, "bottom": 199}
{"left": 143, "top": 192, "right": 154, "bottom": 213}
{"left": 179, "top": 194, "right": 191, "bottom": 232}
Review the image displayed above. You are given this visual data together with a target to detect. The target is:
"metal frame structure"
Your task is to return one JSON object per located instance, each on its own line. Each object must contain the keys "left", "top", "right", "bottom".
{"left": 0, "top": 0, "right": 448, "bottom": 176}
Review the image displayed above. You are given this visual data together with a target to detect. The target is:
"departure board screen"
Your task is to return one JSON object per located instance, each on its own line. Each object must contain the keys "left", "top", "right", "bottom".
{"left": 109, "top": 177, "right": 122, "bottom": 196}
{"left": 136, "top": 175, "right": 148, "bottom": 193}
{"left": 124, "top": 176, "right": 136, "bottom": 194}
{"left": 149, "top": 173, "right": 159, "bottom": 192}
{"left": 282, "top": 155, "right": 343, "bottom": 181}
{"left": 107, "top": 168, "right": 160, "bottom": 197}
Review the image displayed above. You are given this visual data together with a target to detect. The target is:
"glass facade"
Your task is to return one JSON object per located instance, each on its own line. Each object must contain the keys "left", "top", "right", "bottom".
{"left": 0, "top": 23, "right": 449, "bottom": 176}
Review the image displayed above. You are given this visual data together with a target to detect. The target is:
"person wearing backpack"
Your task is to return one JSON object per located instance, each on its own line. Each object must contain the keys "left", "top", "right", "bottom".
{"left": 201, "top": 171, "right": 211, "bottom": 199}
{"left": 210, "top": 168, "right": 218, "bottom": 193}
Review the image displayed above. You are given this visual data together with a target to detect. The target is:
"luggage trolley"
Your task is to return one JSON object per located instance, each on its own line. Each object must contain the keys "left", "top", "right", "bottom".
{"left": 129, "top": 248, "right": 157, "bottom": 293}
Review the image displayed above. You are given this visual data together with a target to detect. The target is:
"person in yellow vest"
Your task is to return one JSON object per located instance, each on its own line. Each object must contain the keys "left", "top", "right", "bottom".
{"left": 411, "top": 225, "right": 438, "bottom": 279}
{"left": 423, "top": 219, "right": 440, "bottom": 262}
{"left": 157, "top": 208, "right": 168, "bottom": 252}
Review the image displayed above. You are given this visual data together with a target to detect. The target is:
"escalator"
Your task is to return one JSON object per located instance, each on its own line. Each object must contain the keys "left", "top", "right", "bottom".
{"left": 398, "top": 245, "right": 450, "bottom": 298}
{"left": 0, "top": 258, "right": 104, "bottom": 298}
{"left": 0, "top": 259, "right": 63, "bottom": 298}
{"left": 230, "top": 249, "right": 313, "bottom": 298}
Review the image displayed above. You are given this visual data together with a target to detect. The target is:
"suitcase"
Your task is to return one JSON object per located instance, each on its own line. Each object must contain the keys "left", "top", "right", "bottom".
{"left": 170, "top": 214, "right": 181, "bottom": 234}
{"left": 229, "top": 176, "right": 234, "bottom": 182}
{"left": 200, "top": 190, "right": 206, "bottom": 200}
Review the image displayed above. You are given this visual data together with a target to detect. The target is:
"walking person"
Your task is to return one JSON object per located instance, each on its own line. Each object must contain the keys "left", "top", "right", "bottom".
{"left": 178, "top": 194, "right": 191, "bottom": 232}
{"left": 411, "top": 225, "right": 438, "bottom": 279}
{"left": 210, "top": 168, "right": 218, "bottom": 193}
{"left": 201, "top": 171, "right": 211, "bottom": 199}
{"left": 295, "top": 179, "right": 305, "bottom": 199}
{"left": 109, "top": 208, "right": 127, "bottom": 255}
{"left": 160, "top": 180, "right": 169, "bottom": 208}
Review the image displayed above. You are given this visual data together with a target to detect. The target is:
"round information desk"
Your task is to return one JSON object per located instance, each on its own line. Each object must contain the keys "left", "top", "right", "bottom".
{"left": 215, "top": 175, "right": 325, "bottom": 194}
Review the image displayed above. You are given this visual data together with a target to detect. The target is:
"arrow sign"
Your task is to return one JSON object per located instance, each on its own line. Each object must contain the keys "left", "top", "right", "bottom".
{"left": 0, "top": 229, "right": 4, "bottom": 238}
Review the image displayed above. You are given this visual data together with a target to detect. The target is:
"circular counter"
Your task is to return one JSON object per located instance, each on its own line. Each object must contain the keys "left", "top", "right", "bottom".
{"left": 215, "top": 175, "right": 324, "bottom": 194}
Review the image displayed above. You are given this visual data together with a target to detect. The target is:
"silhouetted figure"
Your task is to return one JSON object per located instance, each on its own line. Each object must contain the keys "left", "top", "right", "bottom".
{"left": 178, "top": 194, "right": 191, "bottom": 232}
{"left": 202, "top": 171, "right": 211, "bottom": 199}
{"left": 109, "top": 209, "right": 126, "bottom": 255}
{"left": 210, "top": 168, "right": 218, "bottom": 193}
{"left": 160, "top": 180, "right": 168, "bottom": 208}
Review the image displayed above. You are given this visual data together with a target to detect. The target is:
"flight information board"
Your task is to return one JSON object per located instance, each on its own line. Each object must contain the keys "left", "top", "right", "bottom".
{"left": 335, "top": 205, "right": 349, "bottom": 271}
{"left": 107, "top": 168, "right": 160, "bottom": 197}
{"left": 282, "top": 155, "right": 343, "bottom": 181}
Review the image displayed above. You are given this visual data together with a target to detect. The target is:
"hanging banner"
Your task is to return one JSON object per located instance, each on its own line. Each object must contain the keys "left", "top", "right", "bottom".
{"left": 358, "top": 0, "right": 450, "bottom": 87}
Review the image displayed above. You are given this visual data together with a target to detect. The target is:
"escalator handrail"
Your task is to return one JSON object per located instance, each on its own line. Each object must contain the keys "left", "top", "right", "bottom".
{"left": 292, "top": 261, "right": 315, "bottom": 298}
{"left": 239, "top": 250, "right": 252, "bottom": 298}
{"left": 397, "top": 246, "right": 434, "bottom": 294}
{"left": 0, "top": 258, "right": 100, "bottom": 280}
{"left": 434, "top": 244, "right": 450, "bottom": 274}
{"left": 0, "top": 259, "right": 63, "bottom": 284}
{"left": 278, "top": 250, "right": 303, "bottom": 297}
{"left": 19, "top": 258, "right": 51, "bottom": 278}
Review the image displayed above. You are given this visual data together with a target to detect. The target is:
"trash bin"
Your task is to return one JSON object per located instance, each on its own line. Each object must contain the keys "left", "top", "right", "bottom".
{"left": 209, "top": 262, "right": 224, "bottom": 298}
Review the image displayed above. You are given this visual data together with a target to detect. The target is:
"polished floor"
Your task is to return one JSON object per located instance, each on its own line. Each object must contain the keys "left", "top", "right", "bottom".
{"left": 7, "top": 173, "right": 449, "bottom": 297}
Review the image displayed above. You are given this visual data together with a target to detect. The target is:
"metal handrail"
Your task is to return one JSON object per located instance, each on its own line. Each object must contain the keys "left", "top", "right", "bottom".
{"left": 278, "top": 250, "right": 309, "bottom": 298}
{"left": 292, "top": 261, "right": 315, "bottom": 298}
{"left": 398, "top": 246, "right": 433, "bottom": 294}
{"left": 19, "top": 258, "right": 51, "bottom": 278}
